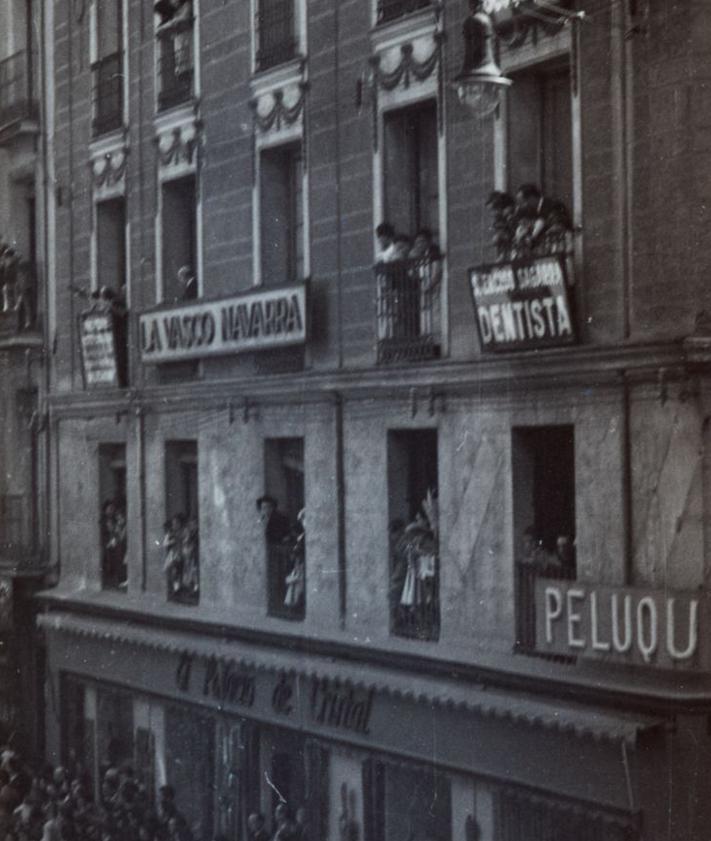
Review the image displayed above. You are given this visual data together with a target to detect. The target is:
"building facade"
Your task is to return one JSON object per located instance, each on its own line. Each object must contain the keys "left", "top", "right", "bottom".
{"left": 38, "top": 0, "right": 711, "bottom": 839}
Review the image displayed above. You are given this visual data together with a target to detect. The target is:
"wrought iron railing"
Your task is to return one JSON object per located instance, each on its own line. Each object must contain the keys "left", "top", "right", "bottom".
{"left": 0, "top": 50, "right": 37, "bottom": 128}
{"left": 92, "top": 52, "right": 123, "bottom": 136}
{"left": 255, "top": 0, "right": 297, "bottom": 72}
{"left": 157, "top": 18, "right": 194, "bottom": 111}
{"left": 0, "top": 495, "right": 34, "bottom": 562}
{"left": 375, "top": 256, "right": 442, "bottom": 364}
{"left": 377, "top": 0, "right": 432, "bottom": 25}
{"left": 0, "top": 261, "right": 38, "bottom": 335}
{"left": 267, "top": 542, "right": 305, "bottom": 620}
{"left": 514, "top": 560, "right": 576, "bottom": 656}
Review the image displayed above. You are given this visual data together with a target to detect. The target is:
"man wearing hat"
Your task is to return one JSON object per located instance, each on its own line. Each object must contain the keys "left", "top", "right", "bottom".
{"left": 256, "top": 495, "right": 291, "bottom": 545}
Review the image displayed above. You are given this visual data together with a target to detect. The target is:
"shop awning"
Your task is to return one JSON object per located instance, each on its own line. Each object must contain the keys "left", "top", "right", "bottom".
{"left": 39, "top": 610, "right": 664, "bottom": 746}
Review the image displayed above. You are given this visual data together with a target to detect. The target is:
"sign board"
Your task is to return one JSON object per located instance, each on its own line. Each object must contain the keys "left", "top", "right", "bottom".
{"left": 468, "top": 254, "right": 576, "bottom": 352}
{"left": 79, "top": 309, "right": 120, "bottom": 388}
{"left": 535, "top": 579, "right": 710, "bottom": 670}
{"left": 139, "top": 284, "right": 307, "bottom": 364}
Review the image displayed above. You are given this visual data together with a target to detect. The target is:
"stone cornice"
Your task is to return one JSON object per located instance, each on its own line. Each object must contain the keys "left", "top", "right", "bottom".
{"left": 46, "top": 340, "right": 693, "bottom": 419}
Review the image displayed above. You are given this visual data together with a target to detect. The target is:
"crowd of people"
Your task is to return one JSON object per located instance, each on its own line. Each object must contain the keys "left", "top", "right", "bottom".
{"left": 519, "top": 526, "right": 576, "bottom": 572}
{"left": 257, "top": 496, "right": 306, "bottom": 612}
{"left": 0, "top": 241, "right": 33, "bottom": 329}
{"left": 100, "top": 499, "right": 128, "bottom": 590}
{"left": 0, "top": 746, "right": 197, "bottom": 841}
{"left": 485, "top": 183, "right": 572, "bottom": 262}
{"left": 162, "top": 514, "right": 200, "bottom": 603}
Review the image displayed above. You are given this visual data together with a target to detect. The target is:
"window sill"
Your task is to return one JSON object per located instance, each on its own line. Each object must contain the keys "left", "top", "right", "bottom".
{"left": 370, "top": 2, "right": 440, "bottom": 50}
{"left": 250, "top": 55, "right": 306, "bottom": 97}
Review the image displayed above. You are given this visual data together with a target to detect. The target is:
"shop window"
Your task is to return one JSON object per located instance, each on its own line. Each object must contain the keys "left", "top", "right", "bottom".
{"left": 164, "top": 441, "right": 199, "bottom": 605}
{"left": 96, "top": 687, "right": 133, "bottom": 778}
{"left": 92, "top": 0, "right": 124, "bottom": 136}
{"left": 260, "top": 143, "right": 303, "bottom": 287}
{"left": 255, "top": 0, "right": 297, "bottom": 72}
{"left": 262, "top": 438, "right": 305, "bottom": 620}
{"left": 363, "top": 758, "right": 451, "bottom": 841}
{"left": 383, "top": 100, "right": 439, "bottom": 245}
{"left": 506, "top": 59, "right": 573, "bottom": 251}
{"left": 99, "top": 444, "right": 127, "bottom": 590}
{"left": 512, "top": 425, "right": 576, "bottom": 654}
{"left": 161, "top": 176, "right": 198, "bottom": 302}
{"left": 156, "top": 0, "right": 194, "bottom": 111}
{"left": 387, "top": 429, "right": 439, "bottom": 641}
{"left": 165, "top": 706, "right": 215, "bottom": 841}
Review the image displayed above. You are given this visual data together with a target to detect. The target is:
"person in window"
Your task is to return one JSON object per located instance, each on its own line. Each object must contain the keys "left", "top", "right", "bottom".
{"left": 409, "top": 228, "right": 442, "bottom": 339}
{"left": 375, "top": 222, "right": 397, "bottom": 263}
{"left": 246, "top": 813, "right": 269, "bottom": 841}
{"left": 163, "top": 514, "right": 186, "bottom": 596}
{"left": 256, "top": 495, "right": 291, "bottom": 545}
{"left": 177, "top": 265, "right": 197, "bottom": 301}
{"left": 284, "top": 508, "right": 305, "bottom": 610}
{"left": 555, "top": 534, "right": 575, "bottom": 570}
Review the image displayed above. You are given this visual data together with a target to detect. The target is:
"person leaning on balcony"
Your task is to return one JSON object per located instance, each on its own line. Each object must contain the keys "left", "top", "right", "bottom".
{"left": 256, "top": 495, "right": 291, "bottom": 545}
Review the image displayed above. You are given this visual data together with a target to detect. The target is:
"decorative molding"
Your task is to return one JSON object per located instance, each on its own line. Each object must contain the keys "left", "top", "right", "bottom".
{"left": 369, "top": 31, "right": 443, "bottom": 92}
{"left": 154, "top": 120, "right": 202, "bottom": 171}
{"left": 90, "top": 147, "right": 129, "bottom": 189}
{"left": 250, "top": 82, "right": 308, "bottom": 134}
{"left": 493, "top": 2, "right": 570, "bottom": 50}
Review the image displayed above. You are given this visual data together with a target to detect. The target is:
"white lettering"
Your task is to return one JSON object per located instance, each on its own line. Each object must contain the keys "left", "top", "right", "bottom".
{"left": 544, "top": 587, "right": 563, "bottom": 644}
{"left": 611, "top": 594, "right": 633, "bottom": 653}
{"left": 637, "top": 597, "right": 658, "bottom": 663}
{"left": 566, "top": 589, "right": 586, "bottom": 649}
{"left": 590, "top": 591, "right": 610, "bottom": 652}
{"left": 667, "top": 597, "right": 698, "bottom": 660}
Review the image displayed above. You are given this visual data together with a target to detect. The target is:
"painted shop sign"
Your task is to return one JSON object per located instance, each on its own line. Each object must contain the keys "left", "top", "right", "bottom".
{"left": 78, "top": 310, "right": 120, "bottom": 387}
{"left": 535, "top": 580, "right": 708, "bottom": 669}
{"left": 174, "top": 652, "right": 375, "bottom": 737}
{"left": 468, "top": 254, "right": 576, "bottom": 352}
{"left": 139, "top": 284, "right": 307, "bottom": 363}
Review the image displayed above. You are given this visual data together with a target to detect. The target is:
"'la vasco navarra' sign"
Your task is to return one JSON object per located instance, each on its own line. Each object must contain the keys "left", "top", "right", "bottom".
{"left": 139, "top": 284, "right": 307, "bottom": 363}
{"left": 468, "top": 255, "right": 576, "bottom": 352}
{"left": 535, "top": 580, "right": 706, "bottom": 669}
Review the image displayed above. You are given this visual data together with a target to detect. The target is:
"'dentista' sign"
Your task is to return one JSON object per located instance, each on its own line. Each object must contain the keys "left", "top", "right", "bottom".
{"left": 468, "top": 254, "right": 576, "bottom": 352}
{"left": 535, "top": 580, "right": 708, "bottom": 670}
{"left": 139, "top": 283, "right": 307, "bottom": 364}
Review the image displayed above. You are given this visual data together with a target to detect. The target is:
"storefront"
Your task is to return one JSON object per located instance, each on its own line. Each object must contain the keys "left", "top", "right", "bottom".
{"left": 40, "top": 609, "right": 663, "bottom": 841}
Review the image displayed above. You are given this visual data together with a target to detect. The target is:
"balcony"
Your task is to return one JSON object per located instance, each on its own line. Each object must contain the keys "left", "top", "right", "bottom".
{"left": 164, "top": 517, "right": 199, "bottom": 605}
{"left": 375, "top": 256, "right": 442, "bottom": 364}
{"left": 515, "top": 560, "right": 575, "bottom": 658}
{"left": 157, "top": 17, "right": 194, "bottom": 111}
{"left": 267, "top": 542, "right": 305, "bottom": 621}
{"left": 255, "top": 0, "right": 297, "bottom": 72}
{"left": 390, "top": 525, "right": 439, "bottom": 642}
{"left": 92, "top": 52, "right": 123, "bottom": 137}
{"left": 0, "top": 494, "right": 39, "bottom": 570}
{"left": 0, "top": 51, "right": 38, "bottom": 136}
{"left": 376, "top": 0, "right": 433, "bottom": 25}
{"left": 0, "top": 261, "right": 39, "bottom": 340}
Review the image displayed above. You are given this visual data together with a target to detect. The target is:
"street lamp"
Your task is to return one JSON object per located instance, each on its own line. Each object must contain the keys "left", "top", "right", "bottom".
{"left": 452, "top": 0, "right": 511, "bottom": 117}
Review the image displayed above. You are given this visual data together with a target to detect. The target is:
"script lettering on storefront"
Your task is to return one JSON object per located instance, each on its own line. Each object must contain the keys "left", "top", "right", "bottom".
{"left": 468, "top": 255, "right": 576, "bottom": 352}
{"left": 139, "top": 284, "right": 307, "bottom": 364}
{"left": 310, "top": 678, "right": 374, "bottom": 735}
{"left": 174, "top": 652, "right": 255, "bottom": 708}
{"left": 535, "top": 580, "right": 707, "bottom": 669}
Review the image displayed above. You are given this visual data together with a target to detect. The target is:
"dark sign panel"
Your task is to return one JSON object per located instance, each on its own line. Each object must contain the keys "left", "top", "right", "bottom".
{"left": 468, "top": 254, "right": 576, "bottom": 352}
{"left": 139, "top": 283, "right": 308, "bottom": 364}
{"left": 79, "top": 310, "right": 120, "bottom": 388}
{"left": 534, "top": 579, "right": 710, "bottom": 670}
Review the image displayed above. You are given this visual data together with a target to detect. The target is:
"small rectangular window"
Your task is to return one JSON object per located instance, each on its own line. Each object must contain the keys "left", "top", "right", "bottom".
{"left": 156, "top": 0, "right": 194, "bottom": 111}
{"left": 92, "top": 0, "right": 123, "bottom": 136}
{"left": 512, "top": 425, "right": 576, "bottom": 653}
{"left": 260, "top": 143, "right": 303, "bottom": 286}
{"left": 164, "top": 441, "right": 199, "bottom": 604}
{"left": 96, "top": 198, "right": 126, "bottom": 294}
{"left": 255, "top": 0, "right": 296, "bottom": 72}
{"left": 387, "top": 429, "right": 439, "bottom": 641}
{"left": 99, "top": 444, "right": 127, "bottom": 590}
{"left": 162, "top": 176, "right": 197, "bottom": 302}
{"left": 262, "top": 437, "right": 304, "bottom": 620}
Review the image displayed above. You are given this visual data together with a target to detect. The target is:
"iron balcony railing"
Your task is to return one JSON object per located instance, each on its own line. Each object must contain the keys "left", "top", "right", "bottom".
{"left": 92, "top": 51, "right": 123, "bottom": 137}
{"left": 0, "top": 50, "right": 37, "bottom": 128}
{"left": 0, "top": 261, "right": 38, "bottom": 335}
{"left": 255, "top": 0, "right": 297, "bottom": 72}
{"left": 515, "top": 560, "right": 576, "bottom": 657}
{"left": 375, "top": 256, "right": 442, "bottom": 364}
{"left": 377, "top": 0, "right": 432, "bottom": 25}
{"left": 267, "top": 542, "right": 305, "bottom": 621}
{"left": 157, "top": 17, "right": 194, "bottom": 111}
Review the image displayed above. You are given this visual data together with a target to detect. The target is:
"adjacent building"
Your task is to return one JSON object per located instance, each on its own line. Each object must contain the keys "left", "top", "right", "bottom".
{"left": 37, "top": 1, "right": 711, "bottom": 839}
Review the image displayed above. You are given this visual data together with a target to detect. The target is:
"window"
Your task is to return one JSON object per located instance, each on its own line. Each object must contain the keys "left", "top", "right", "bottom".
{"left": 156, "top": 0, "right": 194, "bottom": 111}
{"left": 376, "top": 0, "right": 432, "bottom": 25}
{"left": 96, "top": 198, "right": 126, "bottom": 294}
{"left": 506, "top": 59, "right": 573, "bottom": 216}
{"left": 262, "top": 437, "right": 304, "bottom": 620}
{"left": 383, "top": 100, "right": 439, "bottom": 243}
{"left": 387, "top": 429, "right": 439, "bottom": 641}
{"left": 92, "top": 0, "right": 123, "bottom": 136}
{"left": 512, "top": 425, "right": 576, "bottom": 654}
{"left": 164, "top": 441, "right": 199, "bottom": 604}
{"left": 99, "top": 444, "right": 127, "bottom": 590}
{"left": 260, "top": 143, "right": 303, "bottom": 286}
{"left": 363, "top": 758, "right": 451, "bottom": 841}
{"left": 96, "top": 687, "right": 133, "bottom": 778}
{"left": 161, "top": 176, "right": 197, "bottom": 301}
{"left": 255, "top": 0, "right": 296, "bottom": 72}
